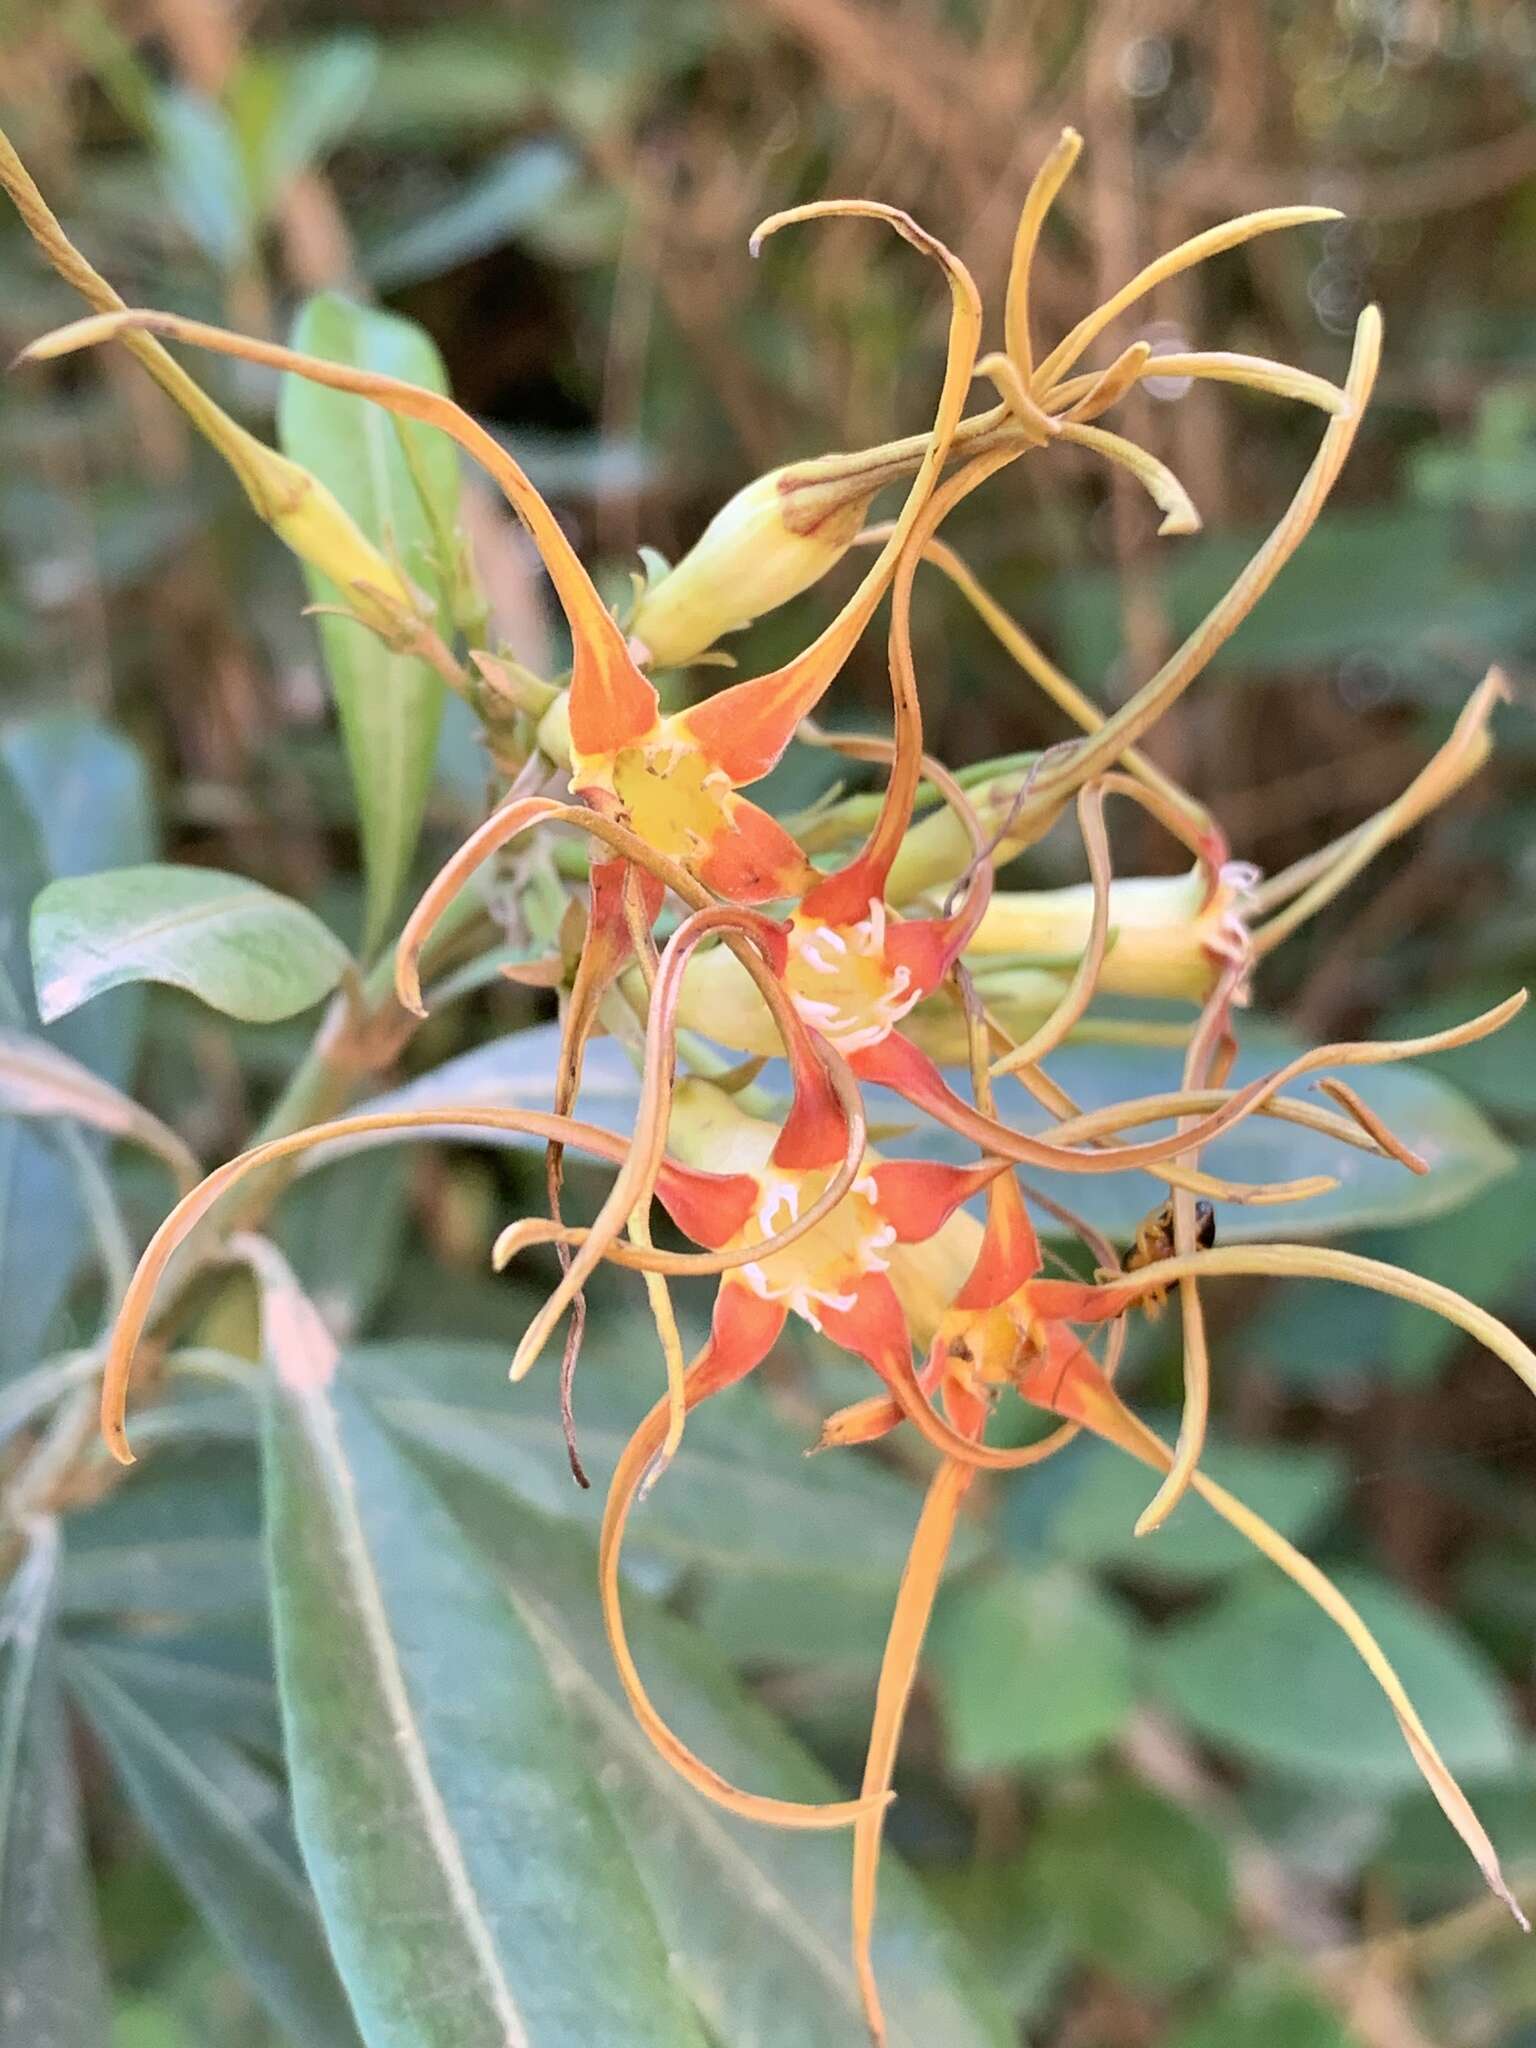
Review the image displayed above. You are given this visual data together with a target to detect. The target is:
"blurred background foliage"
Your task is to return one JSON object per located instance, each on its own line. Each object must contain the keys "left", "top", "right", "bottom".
{"left": 2, "top": 1, "right": 1536, "bottom": 2044}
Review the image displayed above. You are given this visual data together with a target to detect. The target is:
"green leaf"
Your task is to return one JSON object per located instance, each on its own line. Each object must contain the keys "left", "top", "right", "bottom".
{"left": 263, "top": 1349, "right": 709, "bottom": 2046}
{"left": 68, "top": 1627, "right": 281, "bottom": 1759}
{"left": 1022, "top": 1432, "right": 1346, "bottom": 1582}
{"left": 0, "top": 713, "right": 157, "bottom": 1088}
{"left": 63, "top": 1649, "right": 358, "bottom": 2047}
{"left": 338, "top": 1029, "right": 644, "bottom": 1147}
{"left": 928, "top": 1563, "right": 1136, "bottom": 1772}
{"left": 62, "top": 1443, "right": 265, "bottom": 1621}
{"left": 429, "top": 1450, "right": 1013, "bottom": 2048}
{"left": 1023, "top": 1777, "right": 1234, "bottom": 1992}
{"left": 1350, "top": 1155, "right": 1536, "bottom": 1385}
{"left": 354, "top": 1338, "right": 971, "bottom": 1596}
{"left": 147, "top": 86, "right": 252, "bottom": 270}
{"left": 891, "top": 1024, "right": 1519, "bottom": 1244}
{"left": 1052, "top": 505, "right": 1536, "bottom": 692}
{"left": 278, "top": 295, "right": 460, "bottom": 955}
{"left": 1152, "top": 1567, "right": 1520, "bottom": 1792}
{"left": 1378, "top": 985, "right": 1536, "bottom": 1124}
{"left": 273, "top": 1152, "right": 410, "bottom": 1338}
{"left": 0, "top": 1523, "right": 112, "bottom": 2046}
{"left": 31, "top": 865, "right": 350, "bottom": 1025}
{"left": 0, "top": 721, "right": 155, "bottom": 1374}
{"left": 0, "top": 714, "right": 158, "bottom": 915}
{"left": 364, "top": 141, "right": 576, "bottom": 289}
{"left": 0, "top": 760, "right": 83, "bottom": 1374}
{"left": 230, "top": 36, "right": 379, "bottom": 218}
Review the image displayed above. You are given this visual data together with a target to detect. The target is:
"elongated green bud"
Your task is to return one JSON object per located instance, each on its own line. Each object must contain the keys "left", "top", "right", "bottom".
{"left": 629, "top": 444, "right": 925, "bottom": 668}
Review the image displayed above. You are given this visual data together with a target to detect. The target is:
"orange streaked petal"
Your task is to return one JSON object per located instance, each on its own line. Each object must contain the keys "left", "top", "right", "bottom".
{"left": 600, "top": 1349, "right": 887, "bottom": 1830}
{"left": 678, "top": 203, "right": 984, "bottom": 788}
{"left": 818, "top": 1270, "right": 914, "bottom": 1384}
{"left": 692, "top": 1278, "right": 790, "bottom": 1399}
{"left": 941, "top": 1376, "right": 991, "bottom": 1440}
{"left": 955, "top": 1172, "right": 1042, "bottom": 1311}
{"left": 819, "top": 1394, "right": 907, "bottom": 1449}
{"left": 654, "top": 1164, "right": 761, "bottom": 1250}
{"left": 865, "top": 1159, "right": 1004, "bottom": 1244}
{"left": 1024, "top": 1275, "right": 1138, "bottom": 1325}
{"left": 769, "top": 1036, "right": 852, "bottom": 1174}
{"left": 693, "top": 794, "right": 814, "bottom": 905}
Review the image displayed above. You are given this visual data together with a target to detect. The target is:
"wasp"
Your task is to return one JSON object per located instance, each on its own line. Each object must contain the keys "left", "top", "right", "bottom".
{"left": 1121, "top": 1198, "right": 1216, "bottom": 1318}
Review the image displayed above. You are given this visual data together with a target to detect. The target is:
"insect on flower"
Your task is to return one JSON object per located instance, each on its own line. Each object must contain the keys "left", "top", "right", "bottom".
{"left": 1122, "top": 1194, "right": 1217, "bottom": 1317}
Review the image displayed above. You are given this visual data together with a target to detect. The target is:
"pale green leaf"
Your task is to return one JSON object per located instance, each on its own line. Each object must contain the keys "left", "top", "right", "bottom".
{"left": 364, "top": 141, "right": 576, "bottom": 288}
{"left": 1024, "top": 1431, "right": 1346, "bottom": 1581}
{"left": 63, "top": 1648, "right": 358, "bottom": 2047}
{"left": 31, "top": 865, "right": 349, "bottom": 1025}
{"left": 0, "top": 1522, "right": 111, "bottom": 2047}
{"left": 429, "top": 1447, "right": 1013, "bottom": 2048}
{"left": 278, "top": 295, "right": 460, "bottom": 956}
{"left": 1024, "top": 1778, "right": 1233, "bottom": 1992}
{"left": 263, "top": 1353, "right": 709, "bottom": 2047}
{"left": 929, "top": 1563, "right": 1136, "bottom": 1772}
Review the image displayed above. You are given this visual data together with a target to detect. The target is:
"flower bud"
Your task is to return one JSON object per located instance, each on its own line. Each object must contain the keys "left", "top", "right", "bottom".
{"left": 966, "top": 864, "right": 1256, "bottom": 1002}
{"left": 254, "top": 437, "right": 427, "bottom": 641}
{"left": 628, "top": 444, "right": 922, "bottom": 669}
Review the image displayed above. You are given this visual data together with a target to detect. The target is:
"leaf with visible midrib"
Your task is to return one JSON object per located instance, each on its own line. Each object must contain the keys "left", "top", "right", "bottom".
{"left": 0, "top": 1523, "right": 112, "bottom": 2048}
{"left": 427, "top": 1445, "right": 1013, "bottom": 2048}
{"left": 31, "top": 864, "right": 350, "bottom": 1025}
{"left": 279, "top": 295, "right": 461, "bottom": 957}
{"left": 262, "top": 1354, "right": 709, "bottom": 2048}
{"left": 63, "top": 1645, "right": 359, "bottom": 2047}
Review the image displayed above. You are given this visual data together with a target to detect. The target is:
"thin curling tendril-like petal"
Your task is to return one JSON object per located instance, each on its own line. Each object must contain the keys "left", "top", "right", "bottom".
{"left": 1075, "top": 1375, "right": 1527, "bottom": 1927}
{"left": 99, "top": 1106, "right": 662, "bottom": 1465}
{"left": 1056, "top": 341, "right": 1153, "bottom": 423}
{"left": 990, "top": 781, "right": 1113, "bottom": 1077}
{"left": 853, "top": 1456, "right": 975, "bottom": 2044}
{"left": 1020, "top": 305, "right": 1382, "bottom": 818}
{"left": 1033, "top": 204, "right": 1343, "bottom": 392}
{"left": 1053, "top": 418, "right": 1202, "bottom": 536}
{"left": 1046, "top": 350, "right": 1350, "bottom": 417}
{"left": 601, "top": 1381, "right": 891, "bottom": 1830}
{"left": 1004, "top": 125, "right": 1083, "bottom": 380}
{"left": 1069, "top": 1243, "right": 1536, "bottom": 1404}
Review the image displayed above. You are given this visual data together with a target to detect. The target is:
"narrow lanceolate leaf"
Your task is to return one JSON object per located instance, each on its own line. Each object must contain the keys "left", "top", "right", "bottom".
{"left": 0, "top": 1027, "right": 198, "bottom": 1188}
{"left": 431, "top": 1459, "right": 1012, "bottom": 2048}
{"left": 62, "top": 1648, "right": 359, "bottom": 2048}
{"left": 0, "top": 758, "right": 82, "bottom": 1377}
{"left": 260, "top": 1301, "right": 708, "bottom": 2045}
{"left": 31, "top": 865, "right": 350, "bottom": 1025}
{"left": 0, "top": 1522, "right": 111, "bottom": 2048}
{"left": 0, "top": 713, "right": 157, "bottom": 1090}
{"left": 279, "top": 295, "right": 461, "bottom": 956}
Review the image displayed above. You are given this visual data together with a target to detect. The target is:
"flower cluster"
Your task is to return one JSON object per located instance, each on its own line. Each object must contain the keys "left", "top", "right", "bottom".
{"left": 52, "top": 132, "right": 1532, "bottom": 2045}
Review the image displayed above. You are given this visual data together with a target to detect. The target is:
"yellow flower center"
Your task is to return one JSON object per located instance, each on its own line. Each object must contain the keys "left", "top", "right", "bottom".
{"left": 938, "top": 1297, "right": 1038, "bottom": 1386}
{"left": 785, "top": 902, "right": 921, "bottom": 1053}
{"left": 733, "top": 1169, "right": 895, "bottom": 1331}
{"left": 609, "top": 739, "right": 732, "bottom": 864}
